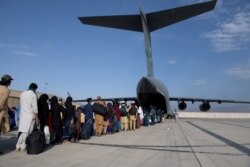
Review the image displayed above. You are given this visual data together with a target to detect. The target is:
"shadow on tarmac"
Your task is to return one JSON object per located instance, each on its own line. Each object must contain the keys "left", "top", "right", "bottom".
{"left": 0, "top": 130, "right": 55, "bottom": 156}
{"left": 186, "top": 121, "right": 250, "bottom": 156}
{"left": 78, "top": 141, "right": 249, "bottom": 156}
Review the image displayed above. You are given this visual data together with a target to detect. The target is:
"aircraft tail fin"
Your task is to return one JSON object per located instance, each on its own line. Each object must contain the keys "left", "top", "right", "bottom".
{"left": 140, "top": 8, "right": 154, "bottom": 77}
{"left": 78, "top": 0, "right": 217, "bottom": 77}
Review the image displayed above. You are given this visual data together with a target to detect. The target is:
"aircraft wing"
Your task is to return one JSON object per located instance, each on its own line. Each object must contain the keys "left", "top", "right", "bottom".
{"left": 169, "top": 97, "right": 250, "bottom": 104}
{"left": 78, "top": 0, "right": 217, "bottom": 32}
{"left": 74, "top": 96, "right": 250, "bottom": 104}
{"left": 73, "top": 97, "right": 137, "bottom": 103}
{"left": 73, "top": 96, "right": 250, "bottom": 112}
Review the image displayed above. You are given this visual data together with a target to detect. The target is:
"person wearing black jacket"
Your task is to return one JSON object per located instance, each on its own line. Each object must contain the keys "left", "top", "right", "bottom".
{"left": 38, "top": 94, "right": 49, "bottom": 132}
{"left": 63, "top": 96, "right": 75, "bottom": 143}
{"left": 50, "top": 96, "right": 63, "bottom": 144}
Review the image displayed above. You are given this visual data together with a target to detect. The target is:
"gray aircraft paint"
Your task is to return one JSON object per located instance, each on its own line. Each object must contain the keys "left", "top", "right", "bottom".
{"left": 76, "top": 1, "right": 250, "bottom": 113}
{"left": 140, "top": 8, "right": 154, "bottom": 77}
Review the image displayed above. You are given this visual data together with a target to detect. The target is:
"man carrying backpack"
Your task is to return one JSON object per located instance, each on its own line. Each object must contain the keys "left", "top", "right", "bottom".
{"left": 120, "top": 102, "right": 128, "bottom": 131}
{"left": 128, "top": 102, "right": 138, "bottom": 131}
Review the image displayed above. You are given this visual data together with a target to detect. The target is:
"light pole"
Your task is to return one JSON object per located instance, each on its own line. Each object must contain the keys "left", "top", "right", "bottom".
{"left": 45, "top": 82, "right": 48, "bottom": 93}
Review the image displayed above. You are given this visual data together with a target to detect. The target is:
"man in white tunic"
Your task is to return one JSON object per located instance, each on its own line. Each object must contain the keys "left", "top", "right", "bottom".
{"left": 16, "top": 83, "right": 40, "bottom": 151}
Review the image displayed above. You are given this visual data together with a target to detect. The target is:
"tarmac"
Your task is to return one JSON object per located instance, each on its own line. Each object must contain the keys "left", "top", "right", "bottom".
{"left": 0, "top": 118, "right": 250, "bottom": 167}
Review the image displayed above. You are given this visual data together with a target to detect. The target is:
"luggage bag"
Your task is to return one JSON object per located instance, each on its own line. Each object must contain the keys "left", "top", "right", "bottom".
{"left": 26, "top": 129, "right": 46, "bottom": 154}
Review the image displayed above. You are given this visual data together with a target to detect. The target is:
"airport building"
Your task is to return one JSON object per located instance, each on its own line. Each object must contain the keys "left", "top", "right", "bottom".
{"left": 8, "top": 89, "right": 61, "bottom": 108}
{"left": 7, "top": 89, "right": 21, "bottom": 108}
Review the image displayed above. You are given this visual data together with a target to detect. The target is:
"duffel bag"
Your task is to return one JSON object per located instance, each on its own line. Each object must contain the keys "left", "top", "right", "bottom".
{"left": 92, "top": 103, "right": 107, "bottom": 116}
{"left": 26, "top": 129, "right": 46, "bottom": 154}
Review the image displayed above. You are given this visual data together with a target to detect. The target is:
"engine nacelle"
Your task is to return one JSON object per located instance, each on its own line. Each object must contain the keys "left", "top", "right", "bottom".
{"left": 199, "top": 102, "right": 210, "bottom": 112}
{"left": 178, "top": 101, "right": 187, "bottom": 110}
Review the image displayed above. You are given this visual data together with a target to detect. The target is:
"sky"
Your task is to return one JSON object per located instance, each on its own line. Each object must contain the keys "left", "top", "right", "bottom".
{"left": 1, "top": 0, "right": 250, "bottom": 111}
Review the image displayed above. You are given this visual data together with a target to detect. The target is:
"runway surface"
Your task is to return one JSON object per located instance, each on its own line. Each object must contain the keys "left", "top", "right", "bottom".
{"left": 0, "top": 118, "right": 250, "bottom": 167}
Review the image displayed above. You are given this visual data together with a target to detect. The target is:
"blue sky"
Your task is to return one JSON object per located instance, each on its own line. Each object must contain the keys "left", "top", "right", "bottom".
{"left": 1, "top": 0, "right": 250, "bottom": 111}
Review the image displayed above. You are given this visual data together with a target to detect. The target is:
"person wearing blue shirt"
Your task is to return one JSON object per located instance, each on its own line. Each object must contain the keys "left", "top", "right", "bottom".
{"left": 83, "top": 98, "right": 94, "bottom": 135}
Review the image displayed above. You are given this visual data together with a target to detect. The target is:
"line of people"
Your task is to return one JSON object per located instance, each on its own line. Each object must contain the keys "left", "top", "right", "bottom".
{"left": 89, "top": 96, "right": 142, "bottom": 137}
{"left": 27, "top": 94, "right": 164, "bottom": 148}
{"left": 0, "top": 73, "right": 166, "bottom": 154}
{"left": 15, "top": 84, "right": 81, "bottom": 151}
{"left": 78, "top": 96, "right": 165, "bottom": 139}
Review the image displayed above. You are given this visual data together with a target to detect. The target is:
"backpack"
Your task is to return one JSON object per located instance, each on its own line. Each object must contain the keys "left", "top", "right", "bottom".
{"left": 129, "top": 106, "right": 137, "bottom": 115}
{"left": 120, "top": 106, "right": 127, "bottom": 116}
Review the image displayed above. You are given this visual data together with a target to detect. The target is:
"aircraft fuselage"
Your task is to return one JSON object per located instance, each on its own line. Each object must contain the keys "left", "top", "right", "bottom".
{"left": 136, "top": 76, "right": 172, "bottom": 115}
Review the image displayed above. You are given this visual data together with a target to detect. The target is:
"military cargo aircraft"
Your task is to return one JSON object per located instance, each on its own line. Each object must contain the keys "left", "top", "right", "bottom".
{"left": 76, "top": 0, "right": 250, "bottom": 115}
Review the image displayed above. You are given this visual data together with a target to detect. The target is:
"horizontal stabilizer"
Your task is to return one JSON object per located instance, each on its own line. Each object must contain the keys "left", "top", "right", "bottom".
{"left": 78, "top": 0, "right": 217, "bottom": 32}
{"left": 147, "top": 0, "right": 217, "bottom": 31}
{"left": 78, "top": 15, "right": 142, "bottom": 32}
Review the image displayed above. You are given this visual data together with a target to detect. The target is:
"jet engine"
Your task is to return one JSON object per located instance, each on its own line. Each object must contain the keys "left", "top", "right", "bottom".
{"left": 178, "top": 101, "right": 187, "bottom": 110}
{"left": 199, "top": 102, "right": 210, "bottom": 112}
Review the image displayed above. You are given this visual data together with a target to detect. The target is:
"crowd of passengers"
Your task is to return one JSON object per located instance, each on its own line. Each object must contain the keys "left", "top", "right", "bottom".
{"left": 8, "top": 95, "right": 166, "bottom": 144}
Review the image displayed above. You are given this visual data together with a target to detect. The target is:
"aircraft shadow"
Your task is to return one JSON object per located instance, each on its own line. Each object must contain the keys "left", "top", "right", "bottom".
{"left": 78, "top": 141, "right": 248, "bottom": 156}
{"left": 197, "top": 119, "right": 250, "bottom": 129}
{"left": 186, "top": 121, "right": 250, "bottom": 156}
